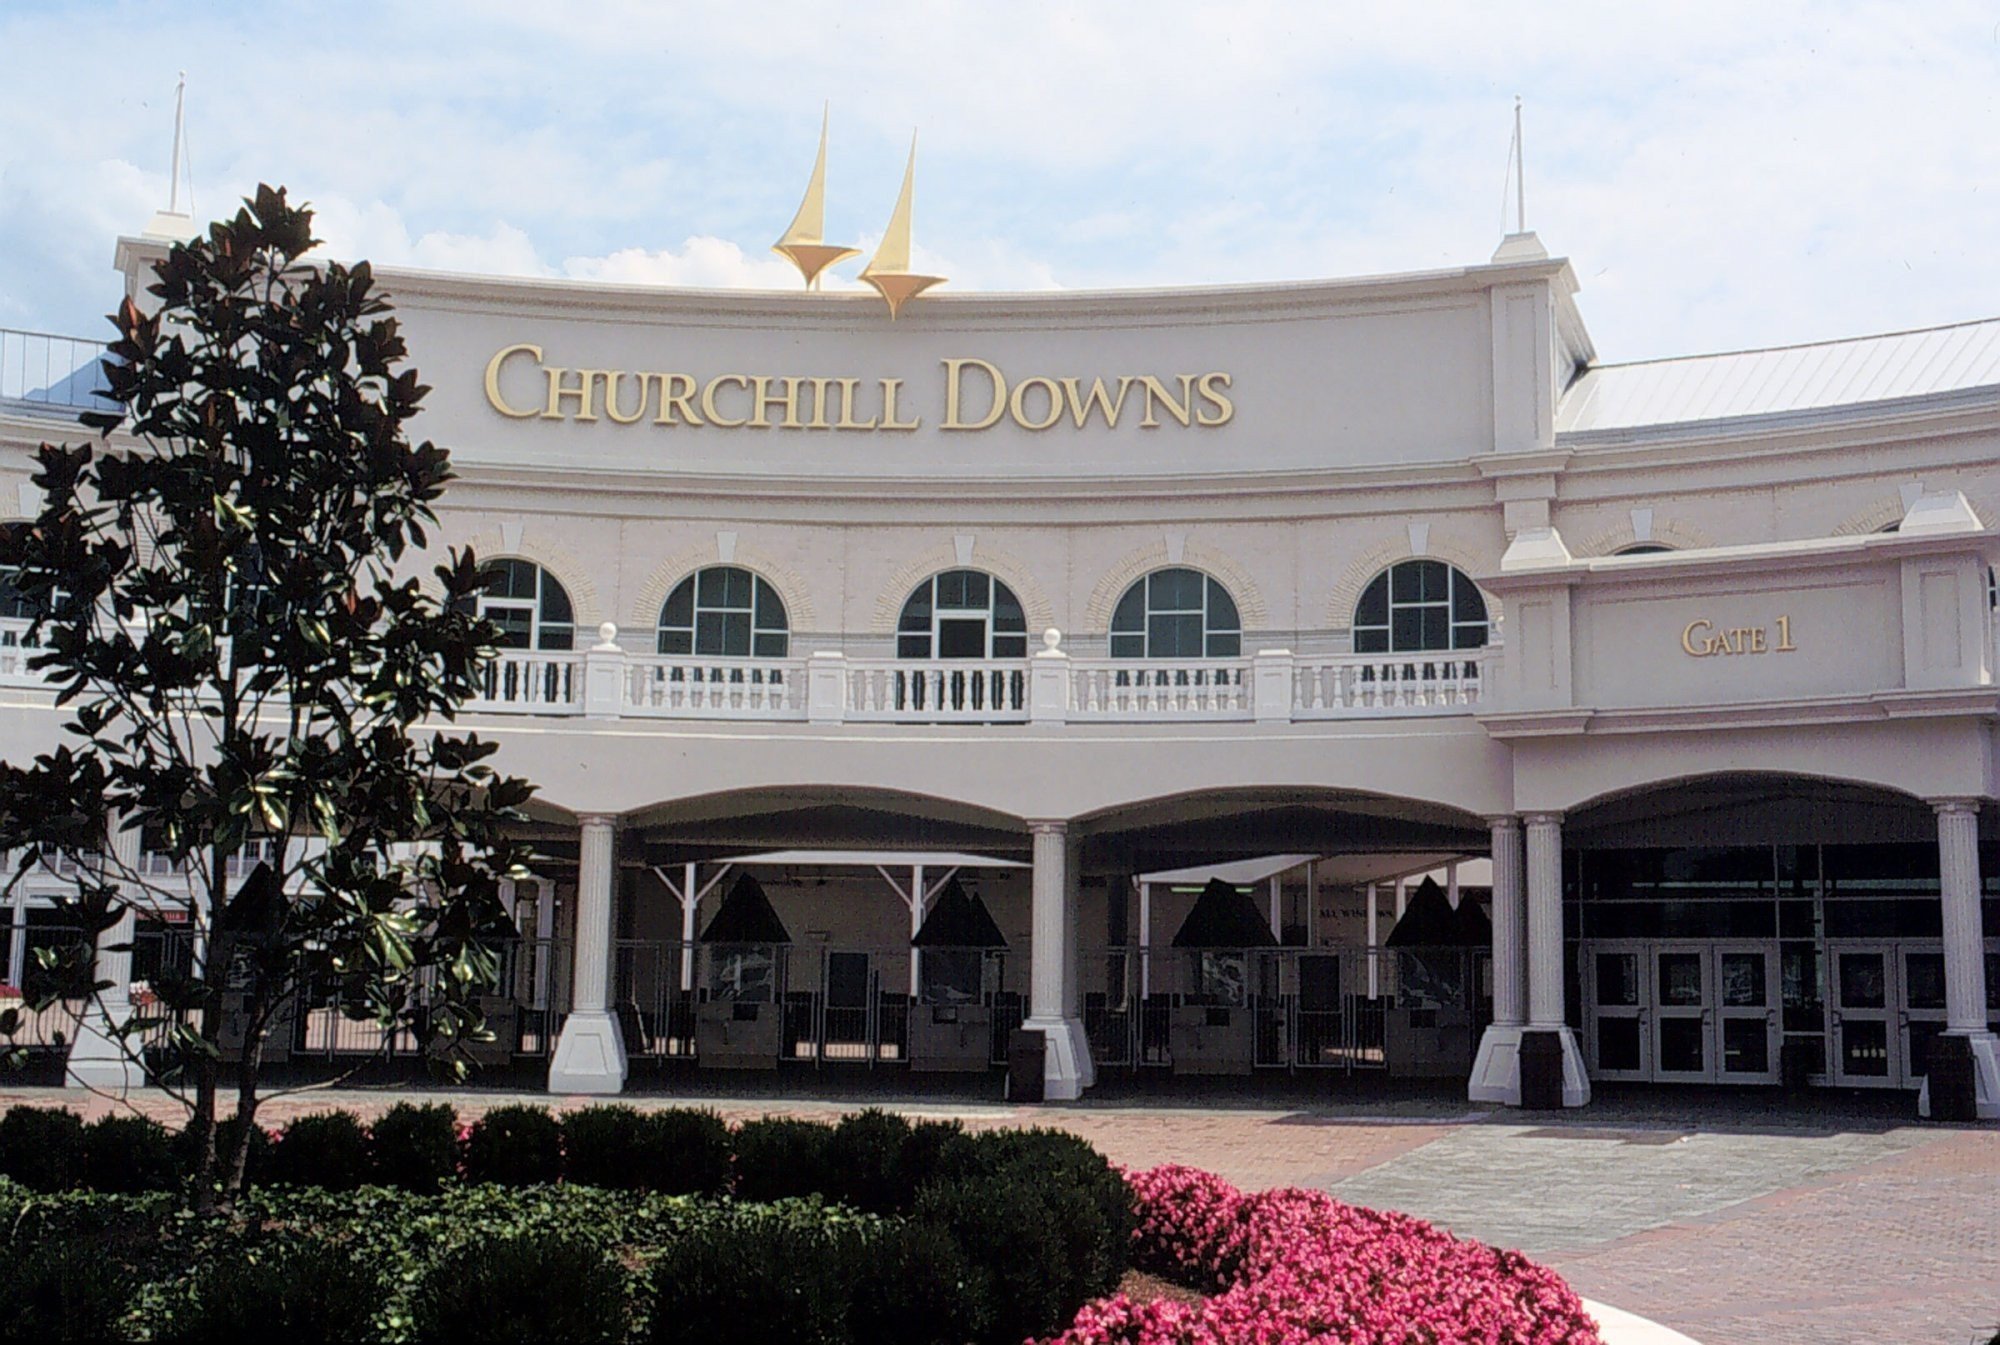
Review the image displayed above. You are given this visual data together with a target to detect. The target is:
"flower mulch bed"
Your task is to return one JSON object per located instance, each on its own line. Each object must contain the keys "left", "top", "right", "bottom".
{"left": 1118, "top": 1269, "right": 1206, "bottom": 1308}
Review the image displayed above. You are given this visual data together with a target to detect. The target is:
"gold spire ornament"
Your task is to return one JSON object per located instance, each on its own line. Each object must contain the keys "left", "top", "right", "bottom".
{"left": 773, "top": 105, "right": 860, "bottom": 289}
{"left": 859, "top": 134, "right": 946, "bottom": 319}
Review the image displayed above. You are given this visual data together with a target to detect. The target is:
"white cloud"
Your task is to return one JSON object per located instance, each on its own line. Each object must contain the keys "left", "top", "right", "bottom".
{"left": 563, "top": 238, "right": 818, "bottom": 291}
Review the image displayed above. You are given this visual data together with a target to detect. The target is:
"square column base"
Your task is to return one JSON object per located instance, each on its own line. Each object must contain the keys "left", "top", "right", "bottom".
{"left": 1023, "top": 1016, "right": 1090, "bottom": 1102}
{"left": 1916, "top": 1031, "right": 2000, "bottom": 1122}
{"left": 547, "top": 1010, "right": 628, "bottom": 1095}
{"left": 1468, "top": 1023, "right": 1524, "bottom": 1106}
{"left": 66, "top": 1009, "right": 139, "bottom": 1093}
{"left": 1517, "top": 1026, "right": 1591, "bottom": 1109}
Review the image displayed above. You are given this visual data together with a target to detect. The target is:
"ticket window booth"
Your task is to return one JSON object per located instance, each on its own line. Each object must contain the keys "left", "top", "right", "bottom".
{"left": 1166, "top": 879, "right": 1276, "bottom": 1076}
{"left": 693, "top": 873, "right": 791, "bottom": 1070}
{"left": 908, "top": 878, "right": 1007, "bottom": 1073}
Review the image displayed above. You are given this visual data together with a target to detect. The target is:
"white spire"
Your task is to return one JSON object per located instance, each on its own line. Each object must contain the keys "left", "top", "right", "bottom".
{"left": 1491, "top": 94, "right": 1546, "bottom": 263}
{"left": 144, "top": 72, "right": 198, "bottom": 242}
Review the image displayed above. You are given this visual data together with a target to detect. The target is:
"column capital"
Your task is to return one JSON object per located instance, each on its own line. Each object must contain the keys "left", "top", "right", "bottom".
{"left": 575, "top": 812, "right": 620, "bottom": 831}
{"left": 1521, "top": 810, "right": 1564, "bottom": 828}
{"left": 1931, "top": 797, "right": 1985, "bottom": 818}
{"left": 1484, "top": 814, "right": 1522, "bottom": 833}
{"left": 1026, "top": 819, "right": 1069, "bottom": 837}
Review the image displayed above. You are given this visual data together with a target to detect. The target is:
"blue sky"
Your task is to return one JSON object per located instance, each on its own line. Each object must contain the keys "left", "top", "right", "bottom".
{"left": 2, "top": 1, "right": 1997, "bottom": 362}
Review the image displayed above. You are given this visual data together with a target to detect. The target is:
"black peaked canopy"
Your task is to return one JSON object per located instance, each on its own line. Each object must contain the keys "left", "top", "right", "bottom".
{"left": 699, "top": 872, "right": 792, "bottom": 945}
{"left": 1384, "top": 876, "right": 1486, "bottom": 948}
{"left": 912, "top": 877, "right": 1007, "bottom": 948}
{"left": 1171, "top": 878, "right": 1278, "bottom": 949}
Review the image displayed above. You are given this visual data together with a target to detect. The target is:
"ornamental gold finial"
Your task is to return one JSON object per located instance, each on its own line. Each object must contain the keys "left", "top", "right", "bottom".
{"left": 859, "top": 133, "right": 945, "bottom": 319}
{"left": 773, "top": 104, "right": 860, "bottom": 289}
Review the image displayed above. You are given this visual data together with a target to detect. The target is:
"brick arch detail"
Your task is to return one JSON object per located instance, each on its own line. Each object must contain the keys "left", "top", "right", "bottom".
{"left": 1570, "top": 516, "right": 1717, "bottom": 557}
{"left": 1079, "top": 542, "right": 1270, "bottom": 635}
{"left": 454, "top": 525, "right": 602, "bottom": 632}
{"left": 627, "top": 545, "right": 818, "bottom": 637}
{"left": 1322, "top": 530, "right": 1492, "bottom": 630}
{"left": 870, "top": 543, "right": 1054, "bottom": 636}
{"left": 1831, "top": 496, "right": 1910, "bottom": 537}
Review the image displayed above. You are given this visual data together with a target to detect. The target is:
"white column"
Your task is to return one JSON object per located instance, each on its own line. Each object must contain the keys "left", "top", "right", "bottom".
{"left": 1138, "top": 879, "right": 1152, "bottom": 999}
{"left": 1931, "top": 799, "right": 1999, "bottom": 1118}
{"left": 1395, "top": 876, "right": 1409, "bottom": 920}
{"left": 68, "top": 816, "right": 143, "bottom": 1092}
{"left": 1366, "top": 883, "right": 1380, "bottom": 998}
{"left": 1305, "top": 860, "right": 1318, "bottom": 946}
{"left": 1268, "top": 875, "right": 1282, "bottom": 941}
{"left": 1470, "top": 817, "right": 1527, "bottom": 1105}
{"left": 908, "top": 863, "right": 925, "bottom": 999}
{"left": 678, "top": 861, "right": 697, "bottom": 993}
{"left": 548, "top": 813, "right": 628, "bottom": 1094}
{"left": 1524, "top": 811, "right": 1587, "bottom": 1106}
{"left": 1446, "top": 860, "right": 1461, "bottom": 910}
{"left": 1024, "top": 820, "right": 1087, "bottom": 1100}
{"left": 1064, "top": 832, "right": 1093, "bottom": 1087}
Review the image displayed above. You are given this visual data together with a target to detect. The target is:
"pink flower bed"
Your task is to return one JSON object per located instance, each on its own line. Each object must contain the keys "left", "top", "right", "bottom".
{"left": 1045, "top": 1164, "right": 1604, "bottom": 1345}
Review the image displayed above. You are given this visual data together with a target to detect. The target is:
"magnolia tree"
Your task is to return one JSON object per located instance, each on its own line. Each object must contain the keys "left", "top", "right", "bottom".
{"left": 0, "top": 186, "right": 536, "bottom": 1209}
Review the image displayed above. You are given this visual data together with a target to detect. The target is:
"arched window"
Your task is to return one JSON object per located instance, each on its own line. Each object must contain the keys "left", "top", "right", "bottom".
{"left": 475, "top": 559, "right": 575, "bottom": 651}
{"left": 657, "top": 567, "right": 788, "bottom": 657}
{"left": 897, "top": 570, "right": 1027, "bottom": 659}
{"left": 1615, "top": 543, "right": 1674, "bottom": 556}
{"left": 1352, "top": 560, "right": 1488, "bottom": 653}
{"left": 1110, "top": 568, "right": 1241, "bottom": 658}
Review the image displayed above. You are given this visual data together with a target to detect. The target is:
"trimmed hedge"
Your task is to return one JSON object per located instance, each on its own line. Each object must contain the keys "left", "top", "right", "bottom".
{"left": 368, "top": 1102, "right": 459, "bottom": 1192}
{"left": 0, "top": 1106, "right": 87, "bottom": 1191}
{"left": 269, "top": 1111, "right": 373, "bottom": 1190}
{"left": 461, "top": 1104, "right": 563, "bottom": 1186}
{"left": 83, "top": 1115, "right": 178, "bottom": 1194}
{"left": 410, "top": 1232, "right": 629, "bottom": 1345}
{"left": 161, "top": 1236, "right": 382, "bottom": 1343}
{"left": 730, "top": 1117, "right": 834, "bottom": 1203}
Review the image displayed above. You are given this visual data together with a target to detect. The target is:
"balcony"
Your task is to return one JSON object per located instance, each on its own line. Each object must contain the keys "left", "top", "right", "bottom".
{"left": 460, "top": 628, "right": 1497, "bottom": 726}
{"left": 0, "top": 328, "right": 112, "bottom": 412}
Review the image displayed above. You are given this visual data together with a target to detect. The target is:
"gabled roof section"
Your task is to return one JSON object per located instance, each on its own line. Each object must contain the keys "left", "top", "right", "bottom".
{"left": 1557, "top": 315, "right": 2000, "bottom": 436}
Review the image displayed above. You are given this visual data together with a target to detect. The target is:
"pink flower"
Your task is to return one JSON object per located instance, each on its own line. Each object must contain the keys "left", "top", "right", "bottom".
{"left": 1047, "top": 1166, "right": 1604, "bottom": 1345}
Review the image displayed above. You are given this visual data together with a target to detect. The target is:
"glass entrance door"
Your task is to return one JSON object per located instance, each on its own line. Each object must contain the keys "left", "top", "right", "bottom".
{"left": 1653, "top": 945, "right": 1714, "bottom": 1082}
{"left": 1900, "top": 946, "right": 1948, "bottom": 1088}
{"left": 1831, "top": 945, "right": 1899, "bottom": 1087}
{"left": 1714, "top": 945, "right": 1779, "bottom": 1084}
{"left": 1586, "top": 947, "right": 1650, "bottom": 1081}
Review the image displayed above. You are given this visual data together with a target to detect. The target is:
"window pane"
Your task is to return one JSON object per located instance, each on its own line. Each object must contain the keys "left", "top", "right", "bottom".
{"left": 1451, "top": 571, "right": 1488, "bottom": 624}
{"left": 490, "top": 607, "right": 533, "bottom": 648}
{"left": 1152, "top": 568, "right": 1202, "bottom": 611}
{"left": 697, "top": 611, "right": 751, "bottom": 656}
{"left": 992, "top": 583, "right": 1026, "bottom": 631}
{"left": 494, "top": 559, "right": 537, "bottom": 600}
{"left": 658, "top": 629, "right": 692, "bottom": 655}
{"left": 1206, "top": 631, "right": 1241, "bottom": 657}
{"left": 661, "top": 578, "right": 694, "bottom": 629}
{"left": 1110, "top": 633, "right": 1144, "bottom": 658}
{"left": 1452, "top": 621, "right": 1488, "bottom": 650}
{"left": 1112, "top": 584, "right": 1146, "bottom": 633}
{"left": 1354, "top": 627, "right": 1388, "bottom": 654}
{"left": 1205, "top": 579, "right": 1240, "bottom": 632}
{"left": 1157, "top": 614, "right": 1206, "bottom": 657}
{"left": 899, "top": 585, "right": 932, "bottom": 631}
{"left": 1354, "top": 575, "right": 1388, "bottom": 627}
{"left": 1391, "top": 562, "right": 1423, "bottom": 603}
{"left": 1391, "top": 608, "right": 1424, "bottom": 650}
{"left": 752, "top": 631, "right": 788, "bottom": 658}
{"left": 1419, "top": 606, "right": 1448, "bottom": 650}
{"left": 961, "top": 571, "right": 989, "bottom": 607}
{"left": 753, "top": 579, "right": 787, "bottom": 631}
{"left": 992, "top": 634, "right": 1027, "bottom": 657}
{"left": 537, "top": 622, "right": 573, "bottom": 652}
{"left": 540, "top": 575, "right": 574, "bottom": 626}
{"left": 897, "top": 633, "right": 931, "bottom": 659}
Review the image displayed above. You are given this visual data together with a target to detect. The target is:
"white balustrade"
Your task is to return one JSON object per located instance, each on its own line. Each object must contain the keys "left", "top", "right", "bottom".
{"left": 845, "top": 658, "right": 1030, "bottom": 722}
{"left": 464, "top": 649, "right": 583, "bottom": 713}
{"left": 1291, "top": 648, "right": 1492, "bottom": 716}
{"left": 622, "top": 655, "right": 806, "bottom": 719}
{"left": 0, "top": 617, "right": 41, "bottom": 683}
{"left": 1067, "top": 658, "right": 1252, "bottom": 720}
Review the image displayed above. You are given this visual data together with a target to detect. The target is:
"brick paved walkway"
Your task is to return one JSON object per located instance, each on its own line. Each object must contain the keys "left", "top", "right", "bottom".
{"left": 9, "top": 1082, "right": 1996, "bottom": 1345}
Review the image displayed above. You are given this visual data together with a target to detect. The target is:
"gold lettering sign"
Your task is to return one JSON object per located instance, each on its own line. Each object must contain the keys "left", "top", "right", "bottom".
{"left": 1680, "top": 615, "right": 1797, "bottom": 657}
{"left": 482, "top": 346, "right": 1235, "bottom": 433}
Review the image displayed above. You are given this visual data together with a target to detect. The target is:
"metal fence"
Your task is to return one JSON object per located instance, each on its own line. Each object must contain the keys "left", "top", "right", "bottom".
{"left": 0, "top": 329, "right": 112, "bottom": 409}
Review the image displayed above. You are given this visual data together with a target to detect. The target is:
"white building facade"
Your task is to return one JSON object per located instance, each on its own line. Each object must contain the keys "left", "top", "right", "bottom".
{"left": 2, "top": 223, "right": 1996, "bottom": 1116}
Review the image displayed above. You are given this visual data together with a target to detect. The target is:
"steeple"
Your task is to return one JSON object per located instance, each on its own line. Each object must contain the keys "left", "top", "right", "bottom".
{"left": 144, "top": 72, "right": 198, "bottom": 242}
{"left": 859, "top": 134, "right": 946, "bottom": 319}
{"left": 1492, "top": 95, "right": 1546, "bottom": 263}
{"left": 772, "top": 105, "right": 859, "bottom": 289}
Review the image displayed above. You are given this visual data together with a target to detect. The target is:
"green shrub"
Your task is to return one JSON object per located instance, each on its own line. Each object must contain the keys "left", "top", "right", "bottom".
{"left": 643, "top": 1107, "right": 733, "bottom": 1196}
{"left": 731, "top": 1117, "right": 835, "bottom": 1203}
{"left": 915, "top": 1171, "right": 1070, "bottom": 1345}
{"left": 461, "top": 1105, "right": 563, "bottom": 1186}
{"left": 409, "top": 1232, "right": 629, "bottom": 1345}
{"left": 269, "top": 1111, "right": 372, "bottom": 1190}
{"left": 162, "top": 1236, "right": 382, "bottom": 1343}
{"left": 0, "top": 1236, "right": 133, "bottom": 1342}
{"left": 824, "top": 1108, "right": 913, "bottom": 1213}
{"left": 849, "top": 1216, "right": 991, "bottom": 1345}
{"left": 561, "top": 1104, "right": 650, "bottom": 1189}
{"left": 174, "top": 1115, "right": 273, "bottom": 1189}
{"left": 964, "top": 1127, "right": 1133, "bottom": 1302}
{"left": 82, "top": 1114, "right": 178, "bottom": 1194}
{"left": 369, "top": 1101, "right": 460, "bottom": 1191}
{"left": 0, "top": 1107, "right": 86, "bottom": 1191}
{"left": 649, "top": 1212, "right": 861, "bottom": 1345}
{"left": 899, "top": 1118, "right": 976, "bottom": 1196}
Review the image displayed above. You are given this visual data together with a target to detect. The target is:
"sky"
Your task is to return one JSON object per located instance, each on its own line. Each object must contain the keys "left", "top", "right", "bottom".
{"left": 1, "top": 1, "right": 1997, "bottom": 364}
